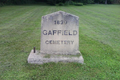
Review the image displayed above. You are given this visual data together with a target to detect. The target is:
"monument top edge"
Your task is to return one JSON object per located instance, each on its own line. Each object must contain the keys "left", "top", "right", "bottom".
{"left": 42, "top": 11, "right": 79, "bottom": 19}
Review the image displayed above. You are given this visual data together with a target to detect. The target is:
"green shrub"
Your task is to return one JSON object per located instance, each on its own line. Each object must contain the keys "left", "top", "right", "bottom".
{"left": 64, "top": 1, "right": 69, "bottom": 6}
{"left": 55, "top": 4, "right": 59, "bottom": 6}
{"left": 0, "top": 3, "right": 4, "bottom": 7}
{"left": 47, "top": 0, "right": 56, "bottom": 5}
{"left": 75, "top": 3, "right": 83, "bottom": 6}
{"left": 69, "top": 1, "right": 76, "bottom": 5}
{"left": 58, "top": 2, "right": 64, "bottom": 6}
{"left": 83, "top": 3, "right": 87, "bottom": 5}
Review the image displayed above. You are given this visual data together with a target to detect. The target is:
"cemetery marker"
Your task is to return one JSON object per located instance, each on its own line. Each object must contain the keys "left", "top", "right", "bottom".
{"left": 27, "top": 11, "right": 84, "bottom": 64}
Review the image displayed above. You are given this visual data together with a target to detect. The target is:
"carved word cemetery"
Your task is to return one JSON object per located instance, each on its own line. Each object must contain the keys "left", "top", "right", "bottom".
{"left": 27, "top": 11, "right": 84, "bottom": 64}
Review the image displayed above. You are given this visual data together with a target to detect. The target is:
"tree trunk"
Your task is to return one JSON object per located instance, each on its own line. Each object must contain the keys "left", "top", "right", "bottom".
{"left": 105, "top": 0, "right": 107, "bottom": 4}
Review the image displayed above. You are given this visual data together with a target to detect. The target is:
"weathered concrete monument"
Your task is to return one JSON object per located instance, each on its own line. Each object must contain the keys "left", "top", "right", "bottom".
{"left": 27, "top": 11, "right": 84, "bottom": 64}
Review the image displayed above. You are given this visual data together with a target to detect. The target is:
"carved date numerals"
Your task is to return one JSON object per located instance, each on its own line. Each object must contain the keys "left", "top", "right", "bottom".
{"left": 54, "top": 20, "right": 67, "bottom": 25}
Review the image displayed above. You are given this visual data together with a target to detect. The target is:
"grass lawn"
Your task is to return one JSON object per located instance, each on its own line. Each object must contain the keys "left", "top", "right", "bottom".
{"left": 0, "top": 4, "right": 120, "bottom": 80}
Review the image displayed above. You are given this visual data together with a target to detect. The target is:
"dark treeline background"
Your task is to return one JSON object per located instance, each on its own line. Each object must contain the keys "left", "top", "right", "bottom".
{"left": 0, "top": 0, "right": 120, "bottom": 5}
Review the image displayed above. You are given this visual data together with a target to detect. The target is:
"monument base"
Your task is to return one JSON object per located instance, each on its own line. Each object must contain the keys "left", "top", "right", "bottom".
{"left": 27, "top": 50, "right": 84, "bottom": 64}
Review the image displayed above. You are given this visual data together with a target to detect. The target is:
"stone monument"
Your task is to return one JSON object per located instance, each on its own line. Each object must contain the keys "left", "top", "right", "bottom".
{"left": 27, "top": 11, "right": 84, "bottom": 64}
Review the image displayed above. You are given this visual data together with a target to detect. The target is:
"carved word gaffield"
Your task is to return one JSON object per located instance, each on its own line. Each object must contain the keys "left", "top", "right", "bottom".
{"left": 42, "top": 30, "right": 77, "bottom": 35}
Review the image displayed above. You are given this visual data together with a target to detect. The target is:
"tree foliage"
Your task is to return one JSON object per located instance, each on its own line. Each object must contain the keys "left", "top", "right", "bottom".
{"left": 0, "top": 0, "right": 35, "bottom": 5}
{"left": 0, "top": 0, "right": 119, "bottom": 5}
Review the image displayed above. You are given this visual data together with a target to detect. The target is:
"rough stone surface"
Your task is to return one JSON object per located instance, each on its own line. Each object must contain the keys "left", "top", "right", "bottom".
{"left": 40, "top": 11, "right": 80, "bottom": 55}
{"left": 28, "top": 50, "right": 84, "bottom": 64}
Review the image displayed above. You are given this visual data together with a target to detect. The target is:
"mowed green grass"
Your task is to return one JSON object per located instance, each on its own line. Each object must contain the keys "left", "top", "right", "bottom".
{"left": 0, "top": 5, "right": 120, "bottom": 80}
